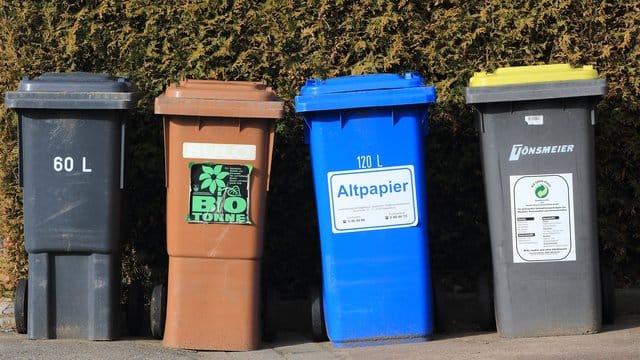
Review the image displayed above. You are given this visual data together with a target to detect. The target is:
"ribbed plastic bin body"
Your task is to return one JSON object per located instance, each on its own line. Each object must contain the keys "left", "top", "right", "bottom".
{"left": 154, "top": 80, "right": 283, "bottom": 351}
{"left": 295, "top": 73, "right": 436, "bottom": 347}
{"left": 4, "top": 72, "right": 134, "bottom": 340}
{"left": 465, "top": 64, "right": 607, "bottom": 337}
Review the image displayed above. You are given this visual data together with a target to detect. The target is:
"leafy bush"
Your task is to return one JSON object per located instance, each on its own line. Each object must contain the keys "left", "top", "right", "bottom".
{"left": 0, "top": 0, "right": 638, "bottom": 295}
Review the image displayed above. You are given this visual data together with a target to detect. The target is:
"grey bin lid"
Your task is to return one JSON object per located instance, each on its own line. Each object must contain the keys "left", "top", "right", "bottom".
{"left": 465, "top": 79, "right": 607, "bottom": 104}
{"left": 4, "top": 72, "right": 135, "bottom": 109}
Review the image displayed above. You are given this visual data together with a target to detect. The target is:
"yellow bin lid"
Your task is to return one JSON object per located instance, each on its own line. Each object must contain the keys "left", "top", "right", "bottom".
{"left": 468, "top": 64, "right": 599, "bottom": 87}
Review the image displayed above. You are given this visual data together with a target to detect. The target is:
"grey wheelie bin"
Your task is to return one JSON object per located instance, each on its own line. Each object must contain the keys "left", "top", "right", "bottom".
{"left": 5, "top": 72, "right": 135, "bottom": 340}
{"left": 465, "top": 64, "right": 608, "bottom": 337}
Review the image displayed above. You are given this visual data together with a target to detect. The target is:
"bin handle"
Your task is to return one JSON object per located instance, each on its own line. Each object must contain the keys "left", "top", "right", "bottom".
{"left": 420, "top": 109, "right": 430, "bottom": 136}
{"left": 590, "top": 106, "right": 597, "bottom": 126}
{"left": 303, "top": 117, "right": 311, "bottom": 145}
{"left": 470, "top": 105, "right": 486, "bottom": 133}
{"left": 120, "top": 117, "right": 126, "bottom": 190}
{"left": 163, "top": 117, "right": 169, "bottom": 188}
{"left": 392, "top": 108, "right": 431, "bottom": 136}
{"left": 266, "top": 120, "right": 276, "bottom": 191}
{"left": 18, "top": 117, "right": 23, "bottom": 187}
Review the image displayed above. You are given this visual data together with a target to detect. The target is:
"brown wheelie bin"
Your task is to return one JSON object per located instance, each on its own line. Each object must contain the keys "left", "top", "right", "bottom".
{"left": 154, "top": 80, "right": 283, "bottom": 350}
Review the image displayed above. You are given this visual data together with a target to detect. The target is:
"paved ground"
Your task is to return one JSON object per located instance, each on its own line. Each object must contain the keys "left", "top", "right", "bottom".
{"left": 1, "top": 315, "right": 640, "bottom": 359}
{"left": 1, "top": 290, "right": 640, "bottom": 359}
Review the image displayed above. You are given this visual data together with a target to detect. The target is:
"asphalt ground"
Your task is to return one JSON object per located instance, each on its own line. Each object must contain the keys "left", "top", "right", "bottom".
{"left": 1, "top": 315, "right": 640, "bottom": 359}
{"left": 1, "top": 290, "right": 640, "bottom": 359}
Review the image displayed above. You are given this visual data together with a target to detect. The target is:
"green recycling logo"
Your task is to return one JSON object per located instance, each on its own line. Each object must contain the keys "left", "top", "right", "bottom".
{"left": 534, "top": 182, "right": 549, "bottom": 198}
{"left": 198, "top": 164, "right": 229, "bottom": 195}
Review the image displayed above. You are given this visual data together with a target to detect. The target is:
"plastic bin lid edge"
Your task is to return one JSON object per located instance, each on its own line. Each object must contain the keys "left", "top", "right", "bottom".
{"left": 295, "top": 86, "right": 436, "bottom": 113}
{"left": 17, "top": 72, "right": 132, "bottom": 93}
{"left": 299, "top": 72, "right": 429, "bottom": 96}
{"left": 468, "top": 64, "right": 600, "bottom": 87}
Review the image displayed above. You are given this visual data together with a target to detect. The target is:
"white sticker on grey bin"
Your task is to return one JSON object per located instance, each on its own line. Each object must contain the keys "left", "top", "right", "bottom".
{"left": 525, "top": 115, "right": 544, "bottom": 125}
{"left": 182, "top": 142, "right": 256, "bottom": 161}
{"left": 327, "top": 165, "right": 418, "bottom": 234}
{"left": 510, "top": 173, "right": 576, "bottom": 263}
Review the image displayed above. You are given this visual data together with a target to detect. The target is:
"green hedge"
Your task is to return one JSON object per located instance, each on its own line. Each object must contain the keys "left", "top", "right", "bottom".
{"left": 0, "top": 0, "right": 638, "bottom": 295}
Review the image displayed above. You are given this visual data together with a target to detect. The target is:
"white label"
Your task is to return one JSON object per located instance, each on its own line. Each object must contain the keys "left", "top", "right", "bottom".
{"left": 327, "top": 165, "right": 418, "bottom": 233}
{"left": 82, "top": 157, "right": 92, "bottom": 173}
{"left": 182, "top": 142, "right": 256, "bottom": 161}
{"left": 509, "top": 144, "right": 575, "bottom": 161}
{"left": 525, "top": 115, "right": 544, "bottom": 125}
{"left": 53, "top": 156, "right": 92, "bottom": 173}
{"left": 510, "top": 173, "right": 576, "bottom": 263}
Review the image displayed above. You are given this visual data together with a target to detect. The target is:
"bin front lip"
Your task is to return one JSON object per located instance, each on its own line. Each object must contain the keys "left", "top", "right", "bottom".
{"left": 464, "top": 79, "right": 607, "bottom": 104}
{"left": 294, "top": 86, "right": 436, "bottom": 113}
{"left": 154, "top": 96, "right": 284, "bottom": 119}
{"left": 4, "top": 91, "right": 136, "bottom": 110}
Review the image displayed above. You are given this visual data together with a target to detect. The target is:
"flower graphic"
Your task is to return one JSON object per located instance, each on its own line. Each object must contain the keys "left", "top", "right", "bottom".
{"left": 198, "top": 164, "right": 229, "bottom": 194}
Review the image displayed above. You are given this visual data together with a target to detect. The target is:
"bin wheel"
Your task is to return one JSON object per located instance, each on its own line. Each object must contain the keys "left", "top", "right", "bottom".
{"left": 262, "top": 285, "right": 279, "bottom": 342}
{"left": 150, "top": 282, "right": 167, "bottom": 339}
{"left": 432, "top": 280, "right": 447, "bottom": 334}
{"left": 309, "top": 285, "right": 327, "bottom": 341}
{"left": 14, "top": 279, "right": 28, "bottom": 334}
{"left": 126, "top": 281, "right": 144, "bottom": 336}
{"left": 601, "top": 266, "right": 615, "bottom": 325}
{"left": 477, "top": 272, "right": 496, "bottom": 331}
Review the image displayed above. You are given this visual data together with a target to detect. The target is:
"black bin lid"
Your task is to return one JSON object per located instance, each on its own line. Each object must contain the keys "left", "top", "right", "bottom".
{"left": 5, "top": 72, "right": 135, "bottom": 109}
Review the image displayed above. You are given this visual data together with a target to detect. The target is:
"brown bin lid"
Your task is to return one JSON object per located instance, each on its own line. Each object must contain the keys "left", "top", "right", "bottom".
{"left": 155, "top": 79, "right": 284, "bottom": 119}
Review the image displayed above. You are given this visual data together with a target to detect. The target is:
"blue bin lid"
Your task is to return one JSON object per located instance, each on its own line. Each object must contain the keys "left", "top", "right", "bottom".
{"left": 295, "top": 72, "right": 436, "bottom": 112}
{"left": 5, "top": 72, "right": 135, "bottom": 109}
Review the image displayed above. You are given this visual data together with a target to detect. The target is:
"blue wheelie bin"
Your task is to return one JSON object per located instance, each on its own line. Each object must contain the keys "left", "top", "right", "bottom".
{"left": 295, "top": 73, "right": 436, "bottom": 347}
